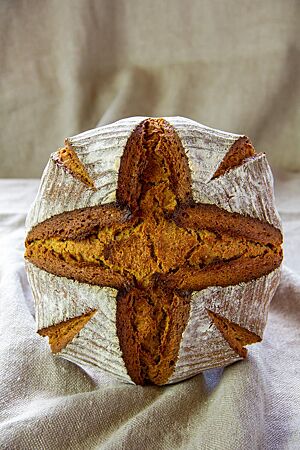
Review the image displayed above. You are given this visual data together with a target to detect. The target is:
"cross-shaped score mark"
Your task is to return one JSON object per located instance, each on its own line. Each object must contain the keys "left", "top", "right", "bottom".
{"left": 26, "top": 118, "right": 282, "bottom": 385}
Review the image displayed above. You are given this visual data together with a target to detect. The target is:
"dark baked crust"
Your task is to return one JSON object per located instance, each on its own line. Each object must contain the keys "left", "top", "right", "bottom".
{"left": 213, "top": 136, "right": 256, "bottom": 179}
{"left": 117, "top": 119, "right": 193, "bottom": 212}
{"left": 26, "top": 204, "right": 130, "bottom": 243}
{"left": 38, "top": 310, "right": 96, "bottom": 354}
{"left": 54, "top": 146, "right": 96, "bottom": 189}
{"left": 174, "top": 203, "right": 282, "bottom": 246}
{"left": 26, "top": 248, "right": 128, "bottom": 289}
{"left": 116, "top": 287, "right": 191, "bottom": 385}
{"left": 158, "top": 250, "right": 282, "bottom": 291}
{"left": 207, "top": 310, "right": 261, "bottom": 357}
{"left": 26, "top": 117, "right": 283, "bottom": 385}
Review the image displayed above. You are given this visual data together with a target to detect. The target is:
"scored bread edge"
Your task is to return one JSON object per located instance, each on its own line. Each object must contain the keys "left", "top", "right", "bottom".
{"left": 25, "top": 116, "right": 249, "bottom": 233}
{"left": 25, "top": 116, "right": 283, "bottom": 384}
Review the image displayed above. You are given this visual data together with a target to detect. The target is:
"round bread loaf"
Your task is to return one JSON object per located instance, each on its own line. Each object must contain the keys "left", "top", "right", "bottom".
{"left": 25, "top": 117, "right": 283, "bottom": 385}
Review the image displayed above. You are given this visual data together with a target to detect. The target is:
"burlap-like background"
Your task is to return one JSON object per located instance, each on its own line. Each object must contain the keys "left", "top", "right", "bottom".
{"left": 1, "top": 0, "right": 299, "bottom": 177}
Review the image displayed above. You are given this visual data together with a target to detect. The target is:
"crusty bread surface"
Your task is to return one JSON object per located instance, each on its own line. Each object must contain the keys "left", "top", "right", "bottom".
{"left": 25, "top": 118, "right": 283, "bottom": 385}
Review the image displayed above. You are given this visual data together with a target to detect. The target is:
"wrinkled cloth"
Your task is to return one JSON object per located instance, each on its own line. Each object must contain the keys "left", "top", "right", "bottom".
{"left": 0, "top": 176, "right": 299, "bottom": 450}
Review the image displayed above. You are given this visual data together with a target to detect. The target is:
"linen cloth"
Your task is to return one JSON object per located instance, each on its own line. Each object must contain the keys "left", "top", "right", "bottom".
{"left": 1, "top": 1, "right": 300, "bottom": 448}
{"left": 0, "top": 175, "right": 299, "bottom": 450}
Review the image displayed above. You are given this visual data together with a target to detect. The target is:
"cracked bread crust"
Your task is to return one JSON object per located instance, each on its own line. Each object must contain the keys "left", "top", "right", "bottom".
{"left": 54, "top": 146, "right": 96, "bottom": 189}
{"left": 25, "top": 117, "right": 283, "bottom": 385}
{"left": 212, "top": 136, "right": 256, "bottom": 179}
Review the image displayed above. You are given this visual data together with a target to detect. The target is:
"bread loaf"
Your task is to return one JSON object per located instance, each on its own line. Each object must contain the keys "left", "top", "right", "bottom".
{"left": 25, "top": 117, "right": 283, "bottom": 385}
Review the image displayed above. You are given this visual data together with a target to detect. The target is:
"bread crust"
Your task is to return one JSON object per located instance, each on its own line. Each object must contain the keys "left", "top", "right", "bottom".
{"left": 25, "top": 117, "right": 283, "bottom": 385}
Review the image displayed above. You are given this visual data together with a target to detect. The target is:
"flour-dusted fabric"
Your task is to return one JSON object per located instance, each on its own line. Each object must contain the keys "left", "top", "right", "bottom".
{"left": 0, "top": 176, "right": 299, "bottom": 450}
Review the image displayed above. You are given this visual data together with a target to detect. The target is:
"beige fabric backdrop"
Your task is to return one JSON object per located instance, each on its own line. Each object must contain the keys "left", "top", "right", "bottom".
{"left": 1, "top": 0, "right": 300, "bottom": 177}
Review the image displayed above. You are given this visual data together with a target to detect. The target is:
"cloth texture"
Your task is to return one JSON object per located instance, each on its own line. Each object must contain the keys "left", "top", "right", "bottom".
{"left": 0, "top": 0, "right": 300, "bottom": 177}
{"left": 1, "top": 1, "right": 300, "bottom": 449}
